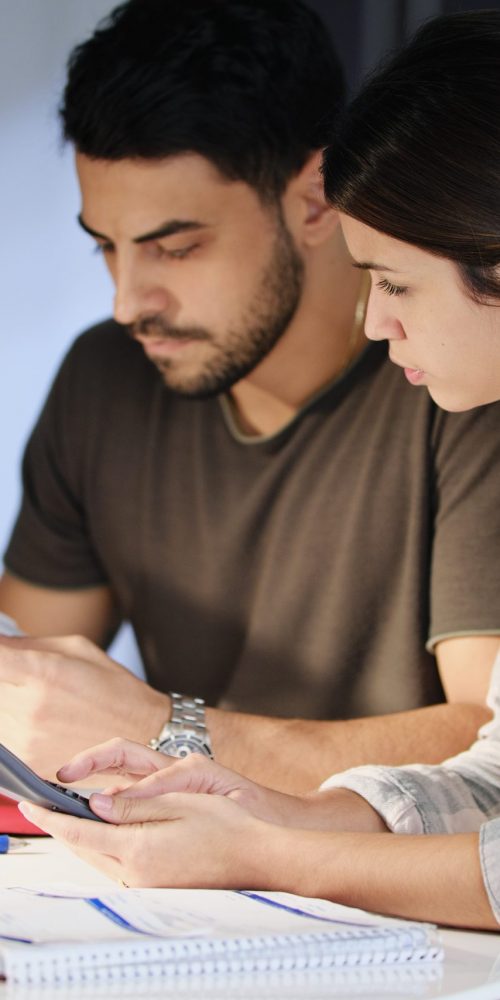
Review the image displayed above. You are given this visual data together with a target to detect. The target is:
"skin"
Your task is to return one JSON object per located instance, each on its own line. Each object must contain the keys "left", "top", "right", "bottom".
{"left": 0, "top": 630, "right": 492, "bottom": 787}
{"left": 17, "top": 223, "right": 500, "bottom": 928}
{"left": 339, "top": 216, "right": 500, "bottom": 412}
{"left": 20, "top": 738, "right": 496, "bottom": 929}
{"left": 0, "top": 154, "right": 498, "bottom": 786}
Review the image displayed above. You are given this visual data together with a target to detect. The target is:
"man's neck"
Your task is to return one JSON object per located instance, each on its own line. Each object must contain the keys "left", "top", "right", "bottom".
{"left": 228, "top": 235, "right": 368, "bottom": 438}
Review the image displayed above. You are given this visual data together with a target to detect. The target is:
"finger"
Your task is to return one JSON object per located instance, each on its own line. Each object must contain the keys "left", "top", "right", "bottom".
{"left": 57, "top": 738, "right": 166, "bottom": 782}
{"left": 100, "top": 783, "right": 126, "bottom": 797}
{"left": 112, "top": 755, "right": 225, "bottom": 800}
{"left": 18, "top": 803, "right": 131, "bottom": 886}
{"left": 0, "top": 636, "right": 117, "bottom": 689}
{"left": 66, "top": 846, "right": 125, "bottom": 884}
{"left": 89, "top": 790, "right": 189, "bottom": 824}
{"left": 18, "top": 801, "right": 122, "bottom": 850}
{"left": 0, "top": 641, "right": 37, "bottom": 685}
{"left": 0, "top": 633, "right": 115, "bottom": 668}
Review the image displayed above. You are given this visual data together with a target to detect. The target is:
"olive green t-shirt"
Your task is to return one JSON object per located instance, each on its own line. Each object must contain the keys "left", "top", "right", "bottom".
{"left": 5, "top": 321, "right": 500, "bottom": 718}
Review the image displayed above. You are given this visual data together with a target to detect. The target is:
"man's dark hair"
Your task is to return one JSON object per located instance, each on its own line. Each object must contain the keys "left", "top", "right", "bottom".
{"left": 61, "top": 0, "right": 345, "bottom": 201}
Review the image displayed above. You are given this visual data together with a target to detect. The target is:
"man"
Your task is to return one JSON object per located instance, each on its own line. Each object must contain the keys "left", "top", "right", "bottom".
{"left": 0, "top": 0, "right": 498, "bottom": 791}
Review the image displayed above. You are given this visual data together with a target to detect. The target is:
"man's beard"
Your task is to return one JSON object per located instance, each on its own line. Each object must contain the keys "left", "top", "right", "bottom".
{"left": 129, "top": 211, "right": 304, "bottom": 399}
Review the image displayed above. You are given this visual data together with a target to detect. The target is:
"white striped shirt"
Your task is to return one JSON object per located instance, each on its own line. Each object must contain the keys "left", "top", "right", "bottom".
{"left": 322, "top": 651, "right": 500, "bottom": 922}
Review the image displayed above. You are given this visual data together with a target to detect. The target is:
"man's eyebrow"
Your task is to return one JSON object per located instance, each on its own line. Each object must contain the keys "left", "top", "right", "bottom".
{"left": 351, "top": 261, "right": 398, "bottom": 273}
{"left": 77, "top": 215, "right": 207, "bottom": 244}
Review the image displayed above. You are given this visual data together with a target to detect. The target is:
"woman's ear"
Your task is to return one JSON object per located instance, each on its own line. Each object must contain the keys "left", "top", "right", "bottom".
{"left": 282, "top": 149, "right": 339, "bottom": 247}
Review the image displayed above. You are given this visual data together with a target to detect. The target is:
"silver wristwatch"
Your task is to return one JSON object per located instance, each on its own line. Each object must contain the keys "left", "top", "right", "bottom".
{"left": 148, "top": 692, "right": 214, "bottom": 759}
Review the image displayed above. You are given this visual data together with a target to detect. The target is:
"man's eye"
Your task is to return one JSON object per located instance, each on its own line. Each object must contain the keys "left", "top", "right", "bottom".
{"left": 376, "top": 277, "right": 408, "bottom": 297}
{"left": 164, "top": 244, "right": 199, "bottom": 260}
{"left": 93, "top": 242, "right": 114, "bottom": 256}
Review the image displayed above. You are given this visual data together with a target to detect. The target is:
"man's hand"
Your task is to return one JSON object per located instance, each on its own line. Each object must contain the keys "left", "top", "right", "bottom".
{"left": 0, "top": 636, "right": 170, "bottom": 779}
{"left": 18, "top": 792, "right": 273, "bottom": 889}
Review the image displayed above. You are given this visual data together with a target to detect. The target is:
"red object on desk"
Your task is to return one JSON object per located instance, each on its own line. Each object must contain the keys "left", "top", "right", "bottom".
{"left": 0, "top": 794, "right": 45, "bottom": 835}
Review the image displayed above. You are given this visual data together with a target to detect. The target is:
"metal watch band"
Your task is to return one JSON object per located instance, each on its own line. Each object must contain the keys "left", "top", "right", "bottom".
{"left": 148, "top": 692, "right": 213, "bottom": 757}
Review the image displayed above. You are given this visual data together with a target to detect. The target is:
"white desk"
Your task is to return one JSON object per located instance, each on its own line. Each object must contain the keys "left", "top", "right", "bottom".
{"left": 0, "top": 838, "right": 499, "bottom": 999}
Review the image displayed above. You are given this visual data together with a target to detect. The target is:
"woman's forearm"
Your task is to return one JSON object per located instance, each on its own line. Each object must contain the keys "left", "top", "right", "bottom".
{"left": 260, "top": 825, "right": 497, "bottom": 930}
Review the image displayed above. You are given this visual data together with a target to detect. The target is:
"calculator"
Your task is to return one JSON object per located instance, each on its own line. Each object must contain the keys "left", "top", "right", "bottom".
{"left": 0, "top": 742, "right": 103, "bottom": 821}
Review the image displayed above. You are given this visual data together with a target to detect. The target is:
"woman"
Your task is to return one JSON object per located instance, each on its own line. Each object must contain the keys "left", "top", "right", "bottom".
{"left": 20, "top": 11, "right": 500, "bottom": 929}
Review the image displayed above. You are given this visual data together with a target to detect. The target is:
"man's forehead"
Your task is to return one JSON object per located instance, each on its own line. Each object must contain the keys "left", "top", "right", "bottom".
{"left": 76, "top": 150, "right": 237, "bottom": 197}
{"left": 74, "top": 150, "right": 259, "bottom": 236}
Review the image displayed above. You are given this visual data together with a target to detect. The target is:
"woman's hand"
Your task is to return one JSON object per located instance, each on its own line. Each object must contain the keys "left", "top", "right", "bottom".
{"left": 57, "top": 737, "right": 310, "bottom": 825}
{"left": 56, "top": 737, "right": 389, "bottom": 832}
{"left": 56, "top": 735, "right": 174, "bottom": 786}
{"left": 18, "top": 791, "right": 279, "bottom": 889}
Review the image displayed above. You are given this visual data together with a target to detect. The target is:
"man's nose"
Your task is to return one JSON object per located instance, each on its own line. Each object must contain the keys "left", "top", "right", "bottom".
{"left": 113, "top": 260, "right": 169, "bottom": 326}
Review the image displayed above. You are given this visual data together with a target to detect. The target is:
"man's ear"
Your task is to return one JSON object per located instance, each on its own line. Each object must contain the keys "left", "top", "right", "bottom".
{"left": 282, "top": 149, "right": 339, "bottom": 247}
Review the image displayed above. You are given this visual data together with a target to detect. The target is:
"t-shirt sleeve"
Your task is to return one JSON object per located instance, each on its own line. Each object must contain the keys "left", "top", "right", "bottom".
{"left": 427, "top": 402, "right": 500, "bottom": 648}
{"left": 3, "top": 329, "right": 110, "bottom": 589}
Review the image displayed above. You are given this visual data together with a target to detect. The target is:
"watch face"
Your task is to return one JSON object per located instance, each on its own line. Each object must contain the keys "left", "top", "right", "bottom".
{"left": 158, "top": 734, "right": 212, "bottom": 759}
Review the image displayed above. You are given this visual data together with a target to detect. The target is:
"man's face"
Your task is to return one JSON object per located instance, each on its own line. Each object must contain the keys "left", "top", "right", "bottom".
{"left": 76, "top": 153, "right": 304, "bottom": 397}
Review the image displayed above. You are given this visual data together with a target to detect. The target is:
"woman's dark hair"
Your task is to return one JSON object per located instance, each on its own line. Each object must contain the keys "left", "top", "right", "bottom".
{"left": 60, "top": 0, "right": 345, "bottom": 202}
{"left": 323, "top": 11, "right": 500, "bottom": 301}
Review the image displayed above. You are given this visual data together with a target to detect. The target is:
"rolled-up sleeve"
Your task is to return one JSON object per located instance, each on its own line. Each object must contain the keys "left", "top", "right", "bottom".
{"left": 321, "top": 651, "right": 500, "bottom": 920}
{"left": 480, "top": 818, "right": 500, "bottom": 922}
{"left": 322, "top": 652, "right": 500, "bottom": 834}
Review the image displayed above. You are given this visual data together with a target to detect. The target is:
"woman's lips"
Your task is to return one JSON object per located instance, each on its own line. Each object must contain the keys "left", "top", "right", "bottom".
{"left": 404, "top": 367, "right": 426, "bottom": 385}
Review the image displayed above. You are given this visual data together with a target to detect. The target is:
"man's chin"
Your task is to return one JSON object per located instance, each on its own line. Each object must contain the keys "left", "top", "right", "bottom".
{"left": 154, "top": 363, "right": 231, "bottom": 400}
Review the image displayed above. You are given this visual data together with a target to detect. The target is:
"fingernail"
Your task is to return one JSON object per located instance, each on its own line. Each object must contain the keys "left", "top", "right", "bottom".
{"left": 90, "top": 793, "right": 113, "bottom": 813}
{"left": 18, "top": 802, "right": 34, "bottom": 819}
{"left": 57, "top": 766, "right": 72, "bottom": 780}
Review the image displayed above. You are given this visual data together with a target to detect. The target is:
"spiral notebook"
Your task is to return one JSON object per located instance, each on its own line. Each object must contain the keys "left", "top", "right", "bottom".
{"left": 0, "top": 886, "right": 442, "bottom": 986}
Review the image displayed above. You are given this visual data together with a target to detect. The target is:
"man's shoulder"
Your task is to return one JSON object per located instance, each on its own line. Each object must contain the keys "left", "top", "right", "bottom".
{"left": 356, "top": 345, "right": 500, "bottom": 436}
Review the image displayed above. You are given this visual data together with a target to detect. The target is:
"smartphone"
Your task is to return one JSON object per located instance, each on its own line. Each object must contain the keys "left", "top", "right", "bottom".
{"left": 0, "top": 742, "right": 103, "bottom": 822}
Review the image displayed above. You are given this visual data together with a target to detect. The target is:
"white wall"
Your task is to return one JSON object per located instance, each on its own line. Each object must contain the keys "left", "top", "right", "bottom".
{"left": 0, "top": 0, "right": 142, "bottom": 672}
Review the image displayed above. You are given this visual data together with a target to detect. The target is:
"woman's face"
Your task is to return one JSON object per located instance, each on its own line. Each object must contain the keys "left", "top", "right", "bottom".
{"left": 340, "top": 215, "right": 500, "bottom": 411}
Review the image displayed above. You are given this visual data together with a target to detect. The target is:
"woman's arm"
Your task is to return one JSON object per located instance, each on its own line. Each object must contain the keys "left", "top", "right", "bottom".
{"left": 276, "top": 826, "right": 496, "bottom": 930}
{"left": 20, "top": 792, "right": 497, "bottom": 930}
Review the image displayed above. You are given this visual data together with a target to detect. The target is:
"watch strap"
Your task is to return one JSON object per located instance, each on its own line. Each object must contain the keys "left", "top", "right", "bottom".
{"left": 149, "top": 692, "right": 213, "bottom": 757}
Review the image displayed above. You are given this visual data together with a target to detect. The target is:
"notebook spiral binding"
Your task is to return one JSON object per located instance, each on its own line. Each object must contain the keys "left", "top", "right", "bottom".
{"left": 5, "top": 930, "right": 443, "bottom": 986}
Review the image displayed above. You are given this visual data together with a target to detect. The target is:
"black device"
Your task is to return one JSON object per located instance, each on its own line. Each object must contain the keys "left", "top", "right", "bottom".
{"left": 0, "top": 742, "right": 103, "bottom": 822}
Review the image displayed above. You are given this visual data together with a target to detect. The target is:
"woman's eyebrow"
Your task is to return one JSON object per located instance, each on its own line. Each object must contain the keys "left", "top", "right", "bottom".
{"left": 351, "top": 260, "right": 398, "bottom": 272}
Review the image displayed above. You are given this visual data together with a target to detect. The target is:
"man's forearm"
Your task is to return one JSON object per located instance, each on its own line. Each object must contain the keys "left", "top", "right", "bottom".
{"left": 207, "top": 702, "right": 491, "bottom": 792}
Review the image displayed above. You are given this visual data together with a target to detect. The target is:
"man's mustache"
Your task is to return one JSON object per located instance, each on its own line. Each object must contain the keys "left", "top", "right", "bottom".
{"left": 130, "top": 316, "right": 211, "bottom": 343}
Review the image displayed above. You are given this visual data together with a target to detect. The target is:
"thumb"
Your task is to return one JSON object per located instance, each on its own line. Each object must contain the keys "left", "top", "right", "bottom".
{"left": 89, "top": 790, "right": 185, "bottom": 824}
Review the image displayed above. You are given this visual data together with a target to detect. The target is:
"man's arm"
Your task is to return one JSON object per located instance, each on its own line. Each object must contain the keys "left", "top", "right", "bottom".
{"left": 0, "top": 616, "right": 494, "bottom": 788}
{"left": 436, "top": 634, "right": 500, "bottom": 705}
{"left": 208, "top": 702, "right": 492, "bottom": 792}
{"left": 207, "top": 634, "right": 498, "bottom": 790}
{"left": 0, "top": 571, "right": 118, "bottom": 645}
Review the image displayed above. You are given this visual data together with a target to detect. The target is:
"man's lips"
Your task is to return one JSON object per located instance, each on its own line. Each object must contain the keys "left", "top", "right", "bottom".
{"left": 135, "top": 336, "right": 198, "bottom": 357}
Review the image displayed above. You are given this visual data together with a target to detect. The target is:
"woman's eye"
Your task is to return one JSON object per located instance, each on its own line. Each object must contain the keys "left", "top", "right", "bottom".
{"left": 376, "top": 277, "right": 408, "bottom": 297}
